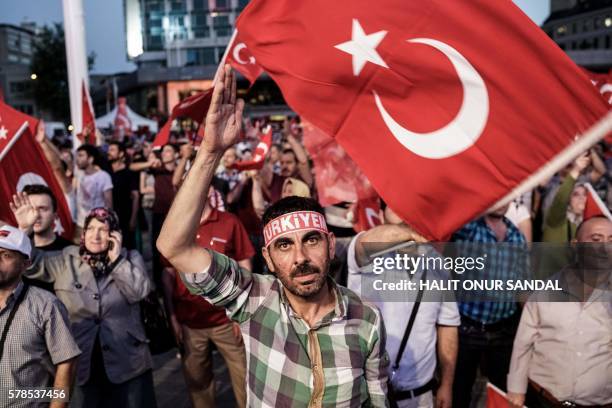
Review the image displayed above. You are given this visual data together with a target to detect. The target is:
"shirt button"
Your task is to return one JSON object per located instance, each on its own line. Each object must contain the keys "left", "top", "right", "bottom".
{"left": 75, "top": 283, "right": 82, "bottom": 289}
{"left": 102, "top": 345, "right": 110, "bottom": 351}
{"left": 93, "top": 294, "right": 100, "bottom": 300}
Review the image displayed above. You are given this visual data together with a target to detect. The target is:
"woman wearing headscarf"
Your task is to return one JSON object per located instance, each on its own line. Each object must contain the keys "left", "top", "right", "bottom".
{"left": 11, "top": 193, "right": 156, "bottom": 408}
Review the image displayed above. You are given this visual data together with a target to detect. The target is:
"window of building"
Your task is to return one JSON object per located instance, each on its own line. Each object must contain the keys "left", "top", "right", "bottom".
{"left": 556, "top": 25, "right": 567, "bottom": 36}
{"left": 606, "top": 35, "right": 611, "bottom": 49}
{"left": 186, "top": 47, "right": 216, "bottom": 65}
{"left": 9, "top": 81, "right": 31, "bottom": 94}
{"left": 15, "top": 105, "right": 34, "bottom": 115}
{"left": 214, "top": 0, "right": 229, "bottom": 11}
{"left": 237, "top": 0, "right": 249, "bottom": 10}
{"left": 192, "top": 0, "right": 209, "bottom": 11}
{"left": 170, "top": 0, "right": 186, "bottom": 12}
{"left": 145, "top": 0, "right": 164, "bottom": 12}
{"left": 7, "top": 32, "right": 21, "bottom": 51}
{"left": 7, "top": 53, "right": 19, "bottom": 62}
{"left": 605, "top": 17, "right": 612, "bottom": 28}
{"left": 213, "top": 15, "right": 231, "bottom": 37}
{"left": 148, "top": 34, "right": 164, "bottom": 50}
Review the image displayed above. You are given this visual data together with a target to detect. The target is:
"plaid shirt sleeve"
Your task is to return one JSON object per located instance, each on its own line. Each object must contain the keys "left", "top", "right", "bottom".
{"left": 180, "top": 250, "right": 273, "bottom": 323}
{"left": 364, "top": 304, "right": 390, "bottom": 407}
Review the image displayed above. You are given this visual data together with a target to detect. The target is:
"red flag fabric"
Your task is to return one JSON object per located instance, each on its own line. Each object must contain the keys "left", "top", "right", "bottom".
{"left": 228, "top": 126, "right": 272, "bottom": 171}
{"left": 301, "top": 121, "right": 377, "bottom": 207}
{"left": 153, "top": 88, "right": 213, "bottom": 148}
{"left": 0, "top": 102, "right": 73, "bottom": 238}
{"left": 584, "top": 183, "right": 612, "bottom": 222}
{"left": 353, "top": 197, "right": 384, "bottom": 233}
{"left": 226, "top": 31, "right": 264, "bottom": 85}
{"left": 79, "top": 81, "right": 96, "bottom": 145}
{"left": 486, "top": 383, "right": 510, "bottom": 408}
{"left": 114, "top": 97, "right": 132, "bottom": 140}
{"left": 236, "top": 0, "right": 611, "bottom": 239}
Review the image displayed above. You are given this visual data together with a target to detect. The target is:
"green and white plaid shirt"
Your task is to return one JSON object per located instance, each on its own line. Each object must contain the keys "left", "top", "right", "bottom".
{"left": 182, "top": 250, "right": 389, "bottom": 407}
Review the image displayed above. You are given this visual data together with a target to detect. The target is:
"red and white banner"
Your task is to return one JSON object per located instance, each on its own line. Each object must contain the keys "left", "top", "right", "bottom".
{"left": 153, "top": 88, "right": 213, "bottom": 148}
{"left": 584, "top": 183, "right": 612, "bottom": 222}
{"left": 237, "top": 0, "right": 611, "bottom": 240}
{"left": 226, "top": 30, "right": 264, "bottom": 85}
{"left": 79, "top": 80, "right": 96, "bottom": 145}
{"left": 301, "top": 121, "right": 378, "bottom": 207}
{"left": 229, "top": 126, "right": 272, "bottom": 171}
{"left": 581, "top": 68, "right": 612, "bottom": 105}
{"left": 0, "top": 101, "right": 73, "bottom": 238}
{"left": 263, "top": 210, "right": 328, "bottom": 247}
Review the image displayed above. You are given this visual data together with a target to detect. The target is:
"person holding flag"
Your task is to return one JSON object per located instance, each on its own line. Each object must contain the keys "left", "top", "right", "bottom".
{"left": 157, "top": 65, "right": 390, "bottom": 407}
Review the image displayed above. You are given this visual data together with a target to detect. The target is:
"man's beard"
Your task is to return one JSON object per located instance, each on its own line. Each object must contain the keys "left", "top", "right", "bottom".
{"left": 278, "top": 260, "right": 329, "bottom": 298}
{"left": 0, "top": 271, "right": 21, "bottom": 289}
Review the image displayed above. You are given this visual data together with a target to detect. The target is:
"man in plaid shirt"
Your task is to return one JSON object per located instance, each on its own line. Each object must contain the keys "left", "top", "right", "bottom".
{"left": 158, "top": 66, "right": 389, "bottom": 407}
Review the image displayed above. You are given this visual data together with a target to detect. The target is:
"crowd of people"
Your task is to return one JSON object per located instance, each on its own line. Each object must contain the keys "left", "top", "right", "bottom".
{"left": 1, "top": 66, "right": 611, "bottom": 408}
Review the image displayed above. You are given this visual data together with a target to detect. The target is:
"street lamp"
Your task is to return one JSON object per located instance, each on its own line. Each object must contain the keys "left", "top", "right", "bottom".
{"left": 30, "top": 73, "right": 38, "bottom": 80}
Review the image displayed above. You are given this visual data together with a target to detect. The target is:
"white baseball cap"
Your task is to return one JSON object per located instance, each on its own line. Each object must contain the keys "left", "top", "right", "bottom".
{"left": 0, "top": 225, "right": 32, "bottom": 259}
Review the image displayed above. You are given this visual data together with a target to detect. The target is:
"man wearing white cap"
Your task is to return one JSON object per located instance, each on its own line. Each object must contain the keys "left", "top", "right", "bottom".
{"left": 0, "top": 225, "right": 81, "bottom": 408}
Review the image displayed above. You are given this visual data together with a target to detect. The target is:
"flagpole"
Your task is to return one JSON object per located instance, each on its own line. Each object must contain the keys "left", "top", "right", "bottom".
{"left": 213, "top": 29, "right": 238, "bottom": 85}
{"left": 0, "top": 122, "right": 29, "bottom": 162}
{"left": 489, "top": 111, "right": 612, "bottom": 212}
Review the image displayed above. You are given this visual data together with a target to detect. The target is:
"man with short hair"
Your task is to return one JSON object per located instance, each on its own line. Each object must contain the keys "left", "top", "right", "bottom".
{"left": 74, "top": 144, "right": 113, "bottom": 228}
{"left": 158, "top": 66, "right": 389, "bottom": 407}
{"left": 507, "top": 215, "right": 612, "bottom": 408}
{"left": 21, "top": 184, "right": 73, "bottom": 252}
{"left": 107, "top": 142, "right": 139, "bottom": 249}
{"left": 0, "top": 225, "right": 81, "bottom": 408}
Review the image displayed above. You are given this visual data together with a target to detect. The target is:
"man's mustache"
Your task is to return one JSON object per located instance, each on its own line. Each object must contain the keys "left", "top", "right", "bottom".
{"left": 291, "top": 262, "right": 321, "bottom": 278}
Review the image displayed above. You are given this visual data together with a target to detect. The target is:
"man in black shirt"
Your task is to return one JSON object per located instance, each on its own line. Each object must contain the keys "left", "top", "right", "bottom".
{"left": 108, "top": 141, "right": 140, "bottom": 250}
{"left": 21, "top": 184, "right": 73, "bottom": 292}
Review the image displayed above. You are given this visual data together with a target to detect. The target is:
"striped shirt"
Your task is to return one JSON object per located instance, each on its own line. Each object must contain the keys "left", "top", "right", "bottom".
{"left": 182, "top": 250, "right": 389, "bottom": 407}
{"left": 0, "top": 281, "right": 81, "bottom": 407}
{"left": 451, "top": 217, "right": 528, "bottom": 324}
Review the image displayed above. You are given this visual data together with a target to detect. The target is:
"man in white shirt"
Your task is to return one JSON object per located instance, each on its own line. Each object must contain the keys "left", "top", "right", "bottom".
{"left": 507, "top": 215, "right": 612, "bottom": 408}
{"left": 347, "top": 217, "right": 459, "bottom": 408}
{"left": 74, "top": 145, "right": 113, "bottom": 227}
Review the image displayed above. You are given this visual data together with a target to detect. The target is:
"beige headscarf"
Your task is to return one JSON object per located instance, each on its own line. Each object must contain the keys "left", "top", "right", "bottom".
{"left": 282, "top": 177, "right": 311, "bottom": 198}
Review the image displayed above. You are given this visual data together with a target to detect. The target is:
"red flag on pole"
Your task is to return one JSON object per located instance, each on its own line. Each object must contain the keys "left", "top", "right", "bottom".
{"left": 153, "top": 88, "right": 213, "bottom": 148}
{"left": 486, "top": 383, "right": 513, "bottom": 408}
{"left": 79, "top": 80, "right": 96, "bottom": 145}
{"left": 226, "top": 31, "right": 264, "bottom": 85}
{"left": 236, "top": 0, "right": 611, "bottom": 239}
{"left": 352, "top": 197, "right": 384, "bottom": 233}
{"left": 584, "top": 183, "right": 612, "bottom": 222}
{"left": 0, "top": 101, "right": 74, "bottom": 238}
{"left": 228, "top": 126, "right": 272, "bottom": 171}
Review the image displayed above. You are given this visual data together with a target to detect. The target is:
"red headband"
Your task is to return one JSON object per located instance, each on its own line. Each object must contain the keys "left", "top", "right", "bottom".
{"left": 263, "top": 211, "right": 328, "bottom": 247}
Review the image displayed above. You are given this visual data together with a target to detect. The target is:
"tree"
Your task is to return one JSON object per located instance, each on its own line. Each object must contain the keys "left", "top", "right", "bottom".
{"left": 30, "top": 23, "right": 95, "bottom": 123}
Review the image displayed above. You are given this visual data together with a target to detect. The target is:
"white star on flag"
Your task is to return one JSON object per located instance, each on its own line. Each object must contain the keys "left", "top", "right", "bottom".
{"left": 334, "top": 19, "right": 388, "bottom": 76}
{"left": 0, "top": 126, "right": 8, "bottom": 140}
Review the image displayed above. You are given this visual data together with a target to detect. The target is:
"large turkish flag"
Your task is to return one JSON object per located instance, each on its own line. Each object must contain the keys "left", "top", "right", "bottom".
{"left": 226, "top": 31, "right": 264, "bottom": 85}
{"left": 0, "top": 101, "right": 74, "bottom": 238}
{"left": 236, "top": 0, "right": 611, "bottom": 239}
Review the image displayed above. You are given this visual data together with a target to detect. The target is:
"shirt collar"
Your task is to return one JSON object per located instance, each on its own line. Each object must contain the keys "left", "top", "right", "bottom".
{"left": 1, "top": 280, "right": 24, "bottom": 311}
{"left": 279, "top": 276, "right": 347, "bottom": 325}
{"left": 201, "top": 208, "right": 219, "bottom": 225}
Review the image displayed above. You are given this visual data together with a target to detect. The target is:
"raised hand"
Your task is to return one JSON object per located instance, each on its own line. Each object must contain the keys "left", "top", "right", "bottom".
{"left": 202, "top": 65, "right": 245, "bottom": 154}
{"left": 9, "top": 192, "right": 38, "bottom": 232}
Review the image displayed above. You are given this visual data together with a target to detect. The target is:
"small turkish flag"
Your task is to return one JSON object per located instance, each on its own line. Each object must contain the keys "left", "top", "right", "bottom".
{"left": 114, "top": 97, "right": 132, "bottom": 140}
{"left": 237, "top": 0, "right": 611, "bottom": 239}
{"left": 584, "top": 183, "right": 612, "bottom": 222}
{"left": 226, "top": 31, "right": 264, "bottom": 86}
{"left": 153, "top": 88, "right": 213, "bottom": 148}
{"left": 79, "top": 80, "right": 96, "bottom": 145}
{"left": 229, "top": 126, "right": 272, "bottom": 171}
{"left": 353, "top": 197, "right": 384, "bottom": 233}
{"left": 486, "top": 383, "right": 514, "bottom": 408}
{"left": 0, "top": 101, "right": 74, "bottom": 238}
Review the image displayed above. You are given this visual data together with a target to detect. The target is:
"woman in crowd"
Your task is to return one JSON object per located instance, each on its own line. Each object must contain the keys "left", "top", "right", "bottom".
{"left": 10, "top": 194, "right": 156, "bottom": 408}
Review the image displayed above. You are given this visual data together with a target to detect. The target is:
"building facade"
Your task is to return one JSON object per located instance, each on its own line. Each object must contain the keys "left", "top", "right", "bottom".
{"left": 542, "top": 0, "right": 612, "bottom": 70}
{"left": 0, "top": 24, "right": 38, "bottom": 115}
